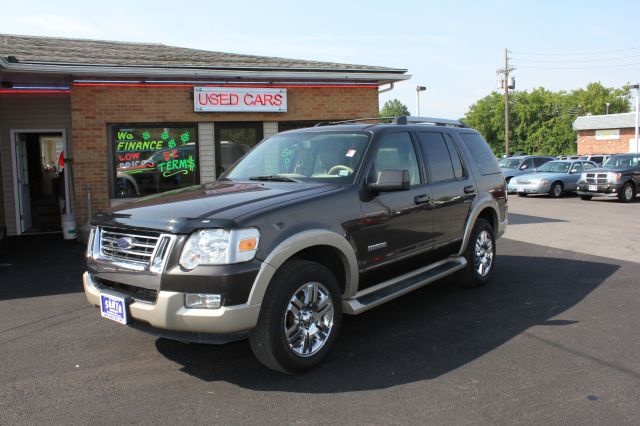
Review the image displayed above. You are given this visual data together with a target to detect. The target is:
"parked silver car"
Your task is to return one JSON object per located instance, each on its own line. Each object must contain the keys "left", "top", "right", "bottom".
{"left": 507, "top": 160, "right": 598, "bottom": 197}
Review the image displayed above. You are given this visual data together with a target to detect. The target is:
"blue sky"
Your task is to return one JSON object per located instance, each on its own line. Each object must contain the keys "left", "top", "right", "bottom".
{"left": 4, "top": 0, "right": 639, "bottom": 117}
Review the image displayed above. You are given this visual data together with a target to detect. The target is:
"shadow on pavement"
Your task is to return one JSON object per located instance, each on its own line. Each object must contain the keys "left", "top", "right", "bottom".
{"left": 156, "top": 243, "right": 618, "bottom": 393}
{"left": 0, "top": 235, "right": 86, "bottom": 300}
{"left": 509, "top": 213, "right": 567, "bottom": 225}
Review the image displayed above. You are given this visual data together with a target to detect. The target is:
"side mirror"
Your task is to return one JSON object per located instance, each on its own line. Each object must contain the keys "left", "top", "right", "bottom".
{"left": 368, "top": 169, "right": 410, "bottom": 194}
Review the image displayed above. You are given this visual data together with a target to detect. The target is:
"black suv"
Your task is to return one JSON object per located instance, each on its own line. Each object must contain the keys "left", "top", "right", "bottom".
{"left": 577, "top": 153, "right": 640, "bottom": 202}
{"left": 84, "top": 116, "right": 508, "bottom": 373}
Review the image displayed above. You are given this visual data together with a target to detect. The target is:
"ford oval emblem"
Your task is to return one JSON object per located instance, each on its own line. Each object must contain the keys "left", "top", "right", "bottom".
{"left": 116, "top": 237, "right": 134, "bottom": 250}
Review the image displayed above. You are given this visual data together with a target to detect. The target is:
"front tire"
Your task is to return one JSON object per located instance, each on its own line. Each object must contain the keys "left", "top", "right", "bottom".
{"left": 618, "top": 182, "right": 635, "bottom": 203}
{"left": 517, "top": 193, "right": 527, "bottom": 197}
{"left": 249, "top": 260, "right": 342, "bottom": 374}
{"left": 459, "top": 218, "right": 495, "bottom": 288}
{"left": 550, "top": 181, "right": 563, "bottom": 198}
{"left": 580, "top": 195, "right": 592, "bottom": 201}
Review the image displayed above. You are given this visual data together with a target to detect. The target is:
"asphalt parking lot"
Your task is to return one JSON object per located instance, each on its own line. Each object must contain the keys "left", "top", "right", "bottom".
{"left": 1, "top": 194, "right": 639, "bottom": 425}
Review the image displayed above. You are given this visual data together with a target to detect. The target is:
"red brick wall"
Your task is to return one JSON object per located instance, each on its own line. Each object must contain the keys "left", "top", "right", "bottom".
{"left": 577, "top": 128, "right": 635, "bottom": 155}
{"left": 70, "top": 85, "right": 378, "bottom": 224}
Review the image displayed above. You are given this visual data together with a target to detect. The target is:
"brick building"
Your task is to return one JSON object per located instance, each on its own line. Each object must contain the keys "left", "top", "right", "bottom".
{"left": 573, "top": 112, "right": 639, "bottom": 155}
{"left": 0, "top": 34, "right": 409, "bottom": 238}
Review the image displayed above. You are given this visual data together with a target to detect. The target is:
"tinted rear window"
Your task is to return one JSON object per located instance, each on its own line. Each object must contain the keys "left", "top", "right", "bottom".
{"left": 417, "top": 132, "right": 455, "bottom": 182}
{"left": 459, "top": 133, "right": 501, "bottom": 175}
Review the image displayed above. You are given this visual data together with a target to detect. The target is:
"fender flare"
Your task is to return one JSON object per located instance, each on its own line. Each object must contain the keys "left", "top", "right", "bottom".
{"left": 246, "top": 229, "right": 359, "bottom": 305}
{"left": 458, "top": 196, "right": 500, "bottom": 256}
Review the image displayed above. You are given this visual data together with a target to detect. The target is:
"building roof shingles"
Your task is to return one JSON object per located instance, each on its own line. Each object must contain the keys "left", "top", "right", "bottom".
{"left": 0, "top": 34, "right": 405, "bottom": 73}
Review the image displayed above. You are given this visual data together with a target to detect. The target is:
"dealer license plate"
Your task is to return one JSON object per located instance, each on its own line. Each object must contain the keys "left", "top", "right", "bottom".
{"left": 589, "top": 185, "right": 598, "bottom": 191}
{"left": 100, "top": 293, "right": 128, "bottom": 324}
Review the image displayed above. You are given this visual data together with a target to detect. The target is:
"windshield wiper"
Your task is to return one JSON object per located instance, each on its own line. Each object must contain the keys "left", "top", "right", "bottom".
{"left": 249, "top": 175, "right": 300, "bottom": 182}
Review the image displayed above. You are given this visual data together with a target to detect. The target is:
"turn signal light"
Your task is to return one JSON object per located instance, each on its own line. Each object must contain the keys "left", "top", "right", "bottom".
{"left": 239, "top": 238, "right": 257, "bottom": 252}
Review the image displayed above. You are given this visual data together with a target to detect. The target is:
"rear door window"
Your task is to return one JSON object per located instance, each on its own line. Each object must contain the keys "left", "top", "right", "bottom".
{"left": 458, "top": 133, "right": 501, "bottom": 175}
{"left": 416, "top": 132, "right": 455, "bottom": 183}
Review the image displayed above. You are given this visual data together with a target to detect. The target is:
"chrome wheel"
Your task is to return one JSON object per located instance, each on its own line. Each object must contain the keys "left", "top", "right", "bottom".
{"left": 553, "top": 183, "right": 562, "bottom": 197}
{"left": 474, "top": 230, "right": 494, "bottom": 277}
{"left": 284, "top": 282, "right": 335, "bottom": 357}
{"left": 624, "top": 184, "right": 633, "bottom": 201}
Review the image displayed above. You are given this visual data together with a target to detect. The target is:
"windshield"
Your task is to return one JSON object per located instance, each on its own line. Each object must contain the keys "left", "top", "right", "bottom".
{"left": 225, "top": 131, "right": 371, "bottom": 183}
{"left": 499, "top": 158, "right": 523, "bottom": 169}
{"left": 536, "top": 161, "right": 571, "bottom": 173}
{"left": 602, "top": 154, "right": 640, "bottom": 168}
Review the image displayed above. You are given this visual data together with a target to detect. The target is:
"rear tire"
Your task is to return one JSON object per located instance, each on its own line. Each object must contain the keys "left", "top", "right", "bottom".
{"left": 618, "top": 182, "right": 635, "bottom": 203}
{"left": 580, "top": 195, "right": 592, "bottom": 201}
{"left": 459, "top": 218, "right": 495, "bottom": 288}
{"left": 550, "top": 181, "right": 563, "bottom": 198}
{"left": 249, "top": 260, "right": 342, "bottom": 374}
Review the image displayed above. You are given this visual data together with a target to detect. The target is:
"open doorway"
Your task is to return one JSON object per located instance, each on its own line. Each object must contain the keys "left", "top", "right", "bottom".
{"left": 11, "top": 130, "right": 69, "bottom": 234}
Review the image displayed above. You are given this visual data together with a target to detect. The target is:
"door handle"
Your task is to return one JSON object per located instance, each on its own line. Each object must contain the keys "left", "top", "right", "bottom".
{"left": 414, "top": 194, "right": 431, "bottom": 205}
{"left": 464, "top": 185, "right": 476, "bottom": 194}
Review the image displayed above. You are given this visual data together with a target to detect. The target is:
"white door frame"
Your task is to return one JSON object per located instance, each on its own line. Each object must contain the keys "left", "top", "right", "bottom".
{"left": 9, "top": 128, "right": 69, "bottom": 236}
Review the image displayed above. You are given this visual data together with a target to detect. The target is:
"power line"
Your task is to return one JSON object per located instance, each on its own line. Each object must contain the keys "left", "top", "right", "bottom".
{"left": 510, "top": 53, "right": 640, "bottom": 63}
{"left": 515, "top": 61, "right": 640, "bottom": 70}
{"left": 511, "top": 46, "right": 640, "bottom": 56}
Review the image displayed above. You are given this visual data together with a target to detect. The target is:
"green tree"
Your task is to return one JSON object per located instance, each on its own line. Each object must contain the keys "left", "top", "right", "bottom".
{"left": 380, "top": 99, "right": 410, "bottom": 119}
{"left": 464, "top": 82, "right": 631, "bottom": 156}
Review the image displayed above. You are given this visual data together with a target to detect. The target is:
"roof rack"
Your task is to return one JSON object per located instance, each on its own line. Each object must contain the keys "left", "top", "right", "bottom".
{"left": 314, "top": 116, "right": 469, "bottom": 128}
{"left": 392, "top": 116, "right": 469, "bottom": 127}
{"left": 314, "top": 117, "right": 391, "bottom": 126}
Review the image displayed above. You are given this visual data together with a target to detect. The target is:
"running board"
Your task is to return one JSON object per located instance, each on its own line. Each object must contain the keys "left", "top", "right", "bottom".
{"left": 342, "top": 257, "right": 467, "bottom": 315}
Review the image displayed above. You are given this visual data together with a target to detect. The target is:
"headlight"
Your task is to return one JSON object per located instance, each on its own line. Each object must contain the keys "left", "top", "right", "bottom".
{"left": 179, "top": 228, "right": 260, "bottom": 270}
{"left": 580, "top": 173, "right": 588, "bottom": 182}
{"left": 607, "top": 172, "right": 621, "bottom": 183}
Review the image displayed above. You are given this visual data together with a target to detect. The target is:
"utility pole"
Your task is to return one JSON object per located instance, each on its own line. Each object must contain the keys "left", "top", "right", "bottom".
{"left": 632, "top": 84, "right": 639, "bottom": 153}
{"left": 497, "top": 48, "right": 515, "bottom": 157}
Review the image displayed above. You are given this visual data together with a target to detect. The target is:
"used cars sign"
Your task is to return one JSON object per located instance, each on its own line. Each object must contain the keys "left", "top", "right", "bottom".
{"left": 194, "top": 87, "right": 287, "bottom": 112}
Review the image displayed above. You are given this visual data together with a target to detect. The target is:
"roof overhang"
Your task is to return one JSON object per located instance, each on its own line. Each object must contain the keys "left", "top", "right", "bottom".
{"left": 573, "top": 113, "right": 637, "bottom": 131}
{"left": 0, "top": 62, "right": 411, "bottom": 85}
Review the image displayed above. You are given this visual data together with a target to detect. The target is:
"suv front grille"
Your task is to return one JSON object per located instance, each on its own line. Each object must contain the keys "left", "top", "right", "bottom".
{"left": 585, "top": 173, "right": 607, "bottom": 184}
{"left": 99, "top": 227, "right": 161, "bottom": 264}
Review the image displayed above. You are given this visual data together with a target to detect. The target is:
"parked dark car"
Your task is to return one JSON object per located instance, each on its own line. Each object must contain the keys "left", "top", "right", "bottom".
{"left": 499, "top": 155, "right": 556, "bottom": 185}
{"left": 577, "top": 153, "right": 640, "bottom": 202}
{"left": 83, "top": 116, "right": 508, "bottom": 373}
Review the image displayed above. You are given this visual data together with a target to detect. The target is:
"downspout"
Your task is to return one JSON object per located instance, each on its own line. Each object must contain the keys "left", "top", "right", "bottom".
{"left": 378, "top": 82, "right": 395, "bottom": 93}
